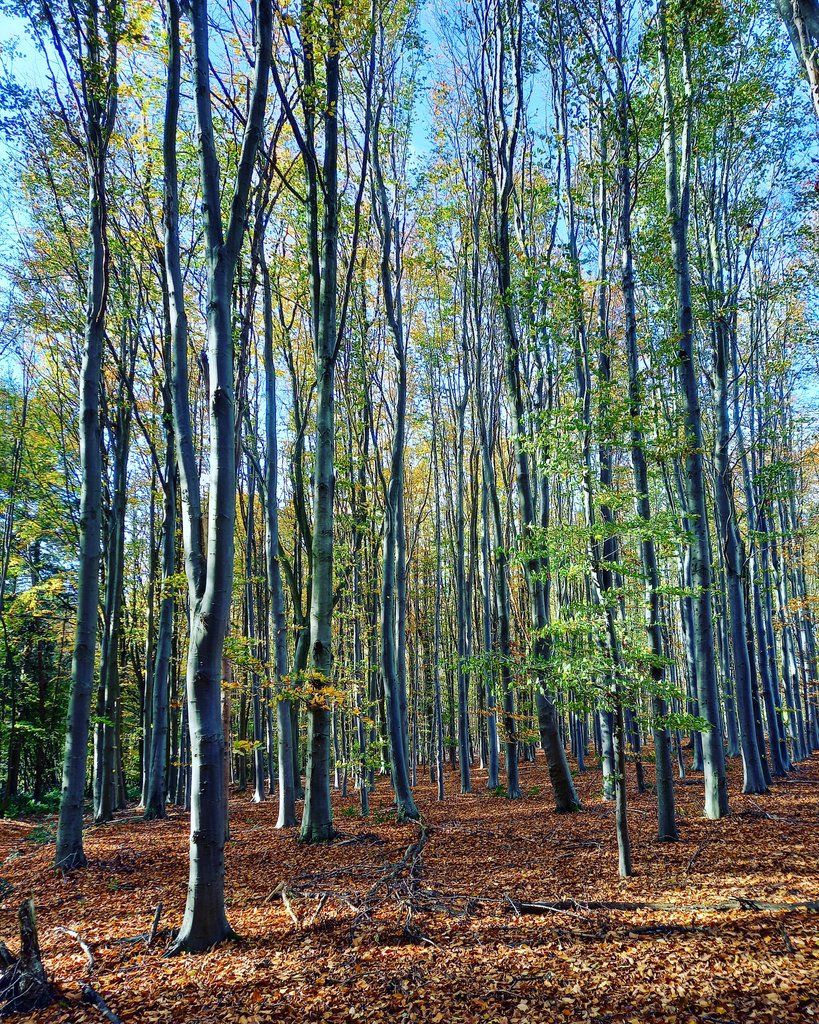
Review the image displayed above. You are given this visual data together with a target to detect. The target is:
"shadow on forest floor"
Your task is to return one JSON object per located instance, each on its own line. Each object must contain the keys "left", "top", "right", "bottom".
{"left": 1, "top": 753, "right": 818, "bottom": 1022}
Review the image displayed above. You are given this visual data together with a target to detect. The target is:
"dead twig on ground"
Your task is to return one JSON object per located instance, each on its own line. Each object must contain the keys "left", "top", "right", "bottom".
{"left": 685, "top": 838, "right": 711, "bottom": 873}
{"left": 53, "top": 927, "right": 94, "bottom": 973}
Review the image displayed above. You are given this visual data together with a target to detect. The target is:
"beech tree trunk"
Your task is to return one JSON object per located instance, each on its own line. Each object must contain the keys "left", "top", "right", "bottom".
{"left": 260, "top": 259, "right": 296, "bottom": 829}
{"left": 659, "top": 1, "right": 728, "bottom": 818}
{"left": 483, "top": 0, "right": 578, "bottom": 812}
{"left": 144, "top": 426, "right": 175, "bottom": 820}
{"left": 616, "top": 7, "right": 677, "bottom": 839}
{"left": 372, "top": 94, "right": 419, "bottom": 821}
{"left": 55, "top": 0, "right": 119, "bottom": 871}
{"left": 166, "top": 0, "right": 271, "bottom": 951}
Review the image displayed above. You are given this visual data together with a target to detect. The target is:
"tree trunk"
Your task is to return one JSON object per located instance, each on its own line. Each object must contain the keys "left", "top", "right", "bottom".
{"left": 144, "top": 427, "right": 175, "bottom": 820}
{"left": 167, "top": 0, "right": 271, "bottom": 951}
{"left": 615, "top": 3, "right": 677, "bottom": 839}
{"left": 56, "top": 3, "right": 118, "bottom": 868}
{"left": 659, "top": 1, "right": 728, "bottom": 818}
{"left": 300, "top": 0, "right": 340, "bottom": 845}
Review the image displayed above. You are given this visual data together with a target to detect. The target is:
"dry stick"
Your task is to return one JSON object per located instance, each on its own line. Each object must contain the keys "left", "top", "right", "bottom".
{"left": 503, "top": 894, "right": 521, "bottom": 918}
{"left": 513, "top": 898, "right": 819, "bottom": 914}
{"left": 263, "top": 881, "right": 285, "bottom": 904}
{"left": 111, "top": 904, "right": 166, "bottom": 947}
{"left": 81, "top": 984, "right": 123, "bottom": 1024}
{"left": 685, "top": 838, "right": 710, "bottom": 874}
{"left": 146, "top": 903, "right": 163, "bottom": 948}
{"left": 280, "top": 888, "right": 300, "bottom": 930}
{"left": 781, "top": 924, "right": 796, "bottom": 954}
{"left": 307, "top": 892, "right": 329, "bottom": 928}
{"left": 53, "top": 927, "right": 94, "bottom": 973}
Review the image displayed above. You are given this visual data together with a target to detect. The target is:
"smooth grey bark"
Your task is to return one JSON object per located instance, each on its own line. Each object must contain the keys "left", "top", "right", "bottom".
{"left": 351, "top": 424, "right": 370, "bottom": 816}
{"left": 481, "top": 479, "right": 500, "bottom": 791}
{"left": 140, "top": 471, "right": 157, "bottom": 808}
{"left": 482, "top": 0, "right": 578, "bottom": 812}
{"left": 244, "top": 466, "right": 265, "bottom": 804}
{"left": 94, "top": 329, "right": 134, "bottom": 824}
{"left": 659, "top": 1, "right": 728, "bottom": 818}
{"left": 664, "top": 459, "right": 704, "bottom": 773}
{"left": 454, "top": 366, "right": 471, "bottom": 794}
{"left": 785, "top": 471, "right": 819, "bottom": 748}
{"left": 772, "top": 507, "right": 808, "bottom": 760}
{"left": 144, "top": 428, "right": 175, "bottom": 820}
{"left": 709, "top": 292, "right": 767, "bottom": 791}
{"left": 755, "top": 431, "right": 791, "bottom": 772}
{"left": 54, "top": 0, "right": 120, "bottom": 871}
{"left": 570, "top": 51, "right": 632, "bottom": 865}
{"left": 474, "top": 357, "right": 520, "bottom": 800}
{"left": 700, "top": 189, "right": 767, "bottom": 793}
{"left": 290, "top": 0, "right": 375, "bottom": 831}
{"left": 166, "top": 0, "right": 272, "bottom": 952}
{"left": 449, "top": 305, "right": 472, "bottom": 794}
{"left": 431, "top": 381, "right": 445, "bottom": 803}
{"left": 272, "top": 0, "right": 342, "bottom": 844}
{"left": 777, "top": 0, "right": 819, "bottom": 119}
{"left": 553, "top": 10, "right": 615, "bottom": 819}
{"left": 371, "top": 89, "right": 419, "bottom": 820}
{"left": 0, "top": 387, "right": 27, "bottom": 802}
{"left": 614, "top": 3, "right": 677, "bottom": 839}
{"left": 588, "top": 72, "right": 619, "bottom": 812}
{"left": 777, "top": 414, "right": 810, "bottom": 757}
{"left": 713, "top": 563, "right": 741, "bottom": 759}
{"left": 259, "top": 259, "right": 296, "bottom": 829}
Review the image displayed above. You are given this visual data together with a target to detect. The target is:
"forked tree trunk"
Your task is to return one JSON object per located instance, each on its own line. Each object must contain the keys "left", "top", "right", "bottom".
{"left": 166, "top": 0, "right": 271, "bottom": 951}
{"left": 372, "top": 98, "right": 418, "bottom": 821}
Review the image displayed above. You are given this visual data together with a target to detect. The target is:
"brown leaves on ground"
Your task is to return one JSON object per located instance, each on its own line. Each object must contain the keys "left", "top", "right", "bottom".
{"left": 1, "top": 755, "right": 818, "bottom": 1023}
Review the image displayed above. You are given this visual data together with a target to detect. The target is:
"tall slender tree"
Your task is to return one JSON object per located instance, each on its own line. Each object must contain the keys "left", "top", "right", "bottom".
{"left": 164, "top": 0, "right": 272, "bottom": 951}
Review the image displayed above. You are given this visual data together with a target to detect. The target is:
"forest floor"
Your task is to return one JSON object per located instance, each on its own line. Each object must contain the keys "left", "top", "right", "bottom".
{"left": 1, "top": 754, "right": 818, "bottom": 1023}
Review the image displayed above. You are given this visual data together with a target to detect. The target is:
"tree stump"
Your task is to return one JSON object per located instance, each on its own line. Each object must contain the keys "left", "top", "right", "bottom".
{"left": 0, "top": 899, "right": 54, "bottom": 1017}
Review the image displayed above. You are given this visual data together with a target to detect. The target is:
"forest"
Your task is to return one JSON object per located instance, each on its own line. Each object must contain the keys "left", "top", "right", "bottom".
{"left": 0, "top": 0, "right": 818, "bottom": 1019}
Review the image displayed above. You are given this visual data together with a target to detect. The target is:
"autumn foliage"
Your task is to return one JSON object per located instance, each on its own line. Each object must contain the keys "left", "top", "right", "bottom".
{"left": 2, "top": 754, "right": 818, "bottom": 1023}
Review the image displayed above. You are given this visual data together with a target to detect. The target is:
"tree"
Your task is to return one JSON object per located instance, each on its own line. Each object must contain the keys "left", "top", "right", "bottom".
{"left": 659, "top": 0, "right": 729, "bottom": 819}
{"left": 21, "top": 0, "right": 124, "bottom": 871}
{"left": 164, "top": 0, "right": 272, "bottom": 952}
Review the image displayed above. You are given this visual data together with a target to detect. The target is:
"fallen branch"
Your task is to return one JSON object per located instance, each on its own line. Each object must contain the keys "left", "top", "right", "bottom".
{"left": 81, "top": 984, "right": 123, "bottom": 1024}
{"left": 348, "top": 820, "right": 430, "bottom": 934}
{"left": 307, "top": 892, "right": 329, "bottom": 928}
{"left": 263, "top": 881, "right": 285, "bottom": 904}
{"left": 512, "top": 897, "right": 819, "bottom": 915}
{"left": 54, "top": 927, "right": 94, "bottom": 973}
{"left": 110, "top": 904, "right": 166, "bottom": 948}
{"left": 685, "top": 839, "right": 711, "bottom": 874}
{"left": 281, "top": 888, "right": 300, "bottom": 930}
{"left": 334, "top": 832, "right": 386, "bottom": 848}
